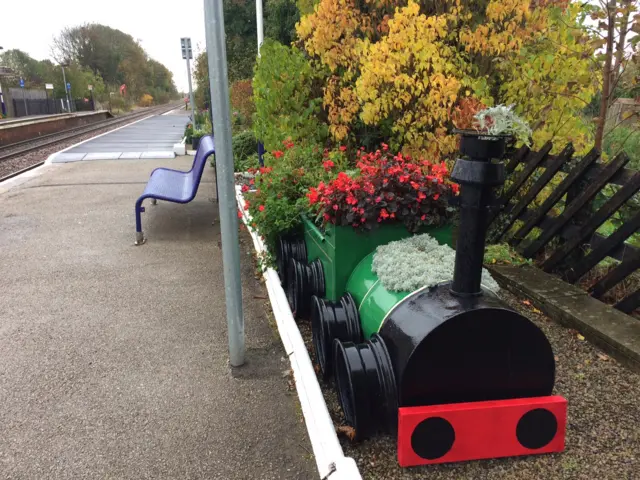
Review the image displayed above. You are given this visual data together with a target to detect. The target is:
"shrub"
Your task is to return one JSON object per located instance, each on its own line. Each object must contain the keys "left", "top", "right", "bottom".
{"left": 139, "top": 93, "right": 154, "bottom": 107}
{"left": 244, "top": 141, "right": 326, "bottom": 250}
{"left": 230, "top": 79, "right": 255, "bottom": 129}
{"left": 184, "top": 123, "right": 194, "bottom": 143}
{"left": 232, "top": 130, "right": 259, "bottom": 171}
{"left": 307, "top": 146, "right": 456, "bottom": 232}
{"left": 297, "top": 0, "right": 596, "bottom": 156}
{"left": 252, "top": 39, "right": 328, "bottom": 151}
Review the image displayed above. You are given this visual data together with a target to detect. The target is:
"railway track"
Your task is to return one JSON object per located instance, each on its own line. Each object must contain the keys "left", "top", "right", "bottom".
{"left": 0, "top": 103, "right": 184, "bottom": 183}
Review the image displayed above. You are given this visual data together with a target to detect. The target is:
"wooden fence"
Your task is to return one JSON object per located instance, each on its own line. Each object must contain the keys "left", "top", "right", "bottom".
{"left": 489, "top": 142, "right": 640, "bottom": 315}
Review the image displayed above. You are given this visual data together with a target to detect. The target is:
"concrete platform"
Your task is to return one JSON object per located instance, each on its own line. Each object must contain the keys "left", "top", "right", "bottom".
{"left": 0, "top": 111, "right": 100, "bottom": 126}
{"left": 0, "top": 159, "right": 315, "bottom": 479}
{"left": 52, "top": 113, "right": 190, "bottom": 162}
{"left": 0, "top": 111, "right": 111, "bottom": 145}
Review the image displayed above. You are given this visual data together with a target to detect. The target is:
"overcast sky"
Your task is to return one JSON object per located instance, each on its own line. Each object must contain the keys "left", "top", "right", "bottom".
{"left": 1, "top": 0, "right": 216, "bottom": 93}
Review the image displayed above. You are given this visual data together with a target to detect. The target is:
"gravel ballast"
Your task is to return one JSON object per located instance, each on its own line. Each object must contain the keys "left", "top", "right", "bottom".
{"left": 298, "top": 290, "right": 640, "bottom": 480}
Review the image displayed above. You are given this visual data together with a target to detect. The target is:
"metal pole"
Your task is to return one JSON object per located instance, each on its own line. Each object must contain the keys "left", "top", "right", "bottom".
{"left": 204, "top": 0, "right": 245, "bottom": 367}
{"left": 61, "top": 66, "right": 70, "bottom": 112}
{"left": 256, "top": 0, "right": 264, "bottom": 54}
{"left": 186, "top": 54, "right": 196, "bottom": 125}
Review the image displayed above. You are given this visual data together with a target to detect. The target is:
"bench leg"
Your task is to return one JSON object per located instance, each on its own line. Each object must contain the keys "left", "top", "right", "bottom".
{"left": 135, "top": 199, "right": 146, "bottom": 245}
{"left": 151, "top": 198, "right": 157, "bottom": 205}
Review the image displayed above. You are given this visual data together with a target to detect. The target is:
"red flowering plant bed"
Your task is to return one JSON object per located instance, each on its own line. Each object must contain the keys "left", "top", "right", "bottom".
{"left": 307, "top": 145, "right": 458, "bottom": 232}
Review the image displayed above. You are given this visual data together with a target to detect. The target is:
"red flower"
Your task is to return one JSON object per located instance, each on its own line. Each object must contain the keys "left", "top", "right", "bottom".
{"left": 323, "top": 213, "right": 331, "bottom": 222}
{"left": 333, "top": 204, "right": 339, "bottom": 211}
{"left": 339, "top": 145, "right": 347, "bottom": 152}
{"left": 259, "top": 205, "right": 265, "bottom": 212}
{"left": 379, "top": 209, "right": 390, "bottom": 220}
{"left": 381, "top": 143, "right": 388, "bottom": 151}
{"left": 323, "top": 160, "right": 335, "bottom": 171}
{"left": 399, "top": 175, "right": 410, "bottom": 183}
{"left": 375, "top": 196, "right": 381, "bottom": 203}
{"left": 421, "top": 214, "right": 426, "bottom": 221}
{"left": 241, "top": 184, "right": 250, "bottom": 193}
{"left": 244, "top": 200, "right": 250, "bottom": 210}
{"left": 283, "top": 139, "right": 294, "bottom": 149}
{"left": 433, "top": 194, "right": 440, "bottom": 201}
{"left": 272, "top": 150, "right": 284, "bottom": 159}
{"left": 307, "top": 187, "right": 320, "bottom": 204}
{"left": 452, "top": 183, "right": 460, "bottom": 194}
{"left": 417, "top": 191, "right": 426, "bottom": 201}
{"left": 237, "top": 210, "right": 243, "bottom": 218}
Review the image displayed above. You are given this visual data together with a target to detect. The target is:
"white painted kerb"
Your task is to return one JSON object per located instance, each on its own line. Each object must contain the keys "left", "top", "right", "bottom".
{"left": 235, "top": 185, "right": 362, "bottom": 480}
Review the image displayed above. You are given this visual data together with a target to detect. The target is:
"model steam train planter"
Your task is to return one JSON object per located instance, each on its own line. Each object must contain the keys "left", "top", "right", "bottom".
{"left": 277, "top": 131, "right": 567, "bottom": 467}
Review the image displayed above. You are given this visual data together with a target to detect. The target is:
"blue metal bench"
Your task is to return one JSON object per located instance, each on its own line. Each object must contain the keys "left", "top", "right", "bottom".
{"left": 135, "top": 135, "right": 215, "bottom": 245}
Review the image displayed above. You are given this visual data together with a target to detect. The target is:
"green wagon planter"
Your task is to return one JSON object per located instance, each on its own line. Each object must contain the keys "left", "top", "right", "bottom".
{"left": 302, "top": 215, "right": 453, "bottom": 302}
{"left": 280, "top": 215, "right": 453, "bottom": 319}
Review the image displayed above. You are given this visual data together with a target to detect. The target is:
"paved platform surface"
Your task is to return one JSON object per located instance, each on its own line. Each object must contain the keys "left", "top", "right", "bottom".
{"left": 0, "top": 111, "right": 101, "bottom": 126}
{"left": 52, "top": 113, "right": 190, "bottom": 162}
{"left": 0, "top": 158, "right": 315, "bottom": 479}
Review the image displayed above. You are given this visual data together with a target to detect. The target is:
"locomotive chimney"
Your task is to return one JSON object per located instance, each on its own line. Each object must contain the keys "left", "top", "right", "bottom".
{"left": 450, "top": 134, "right": 507, "bottom": 297}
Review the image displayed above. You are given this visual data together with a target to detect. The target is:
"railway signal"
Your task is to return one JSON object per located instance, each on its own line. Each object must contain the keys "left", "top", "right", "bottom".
{"left": 180, "top": 37, "right": 196, "bottom": 126}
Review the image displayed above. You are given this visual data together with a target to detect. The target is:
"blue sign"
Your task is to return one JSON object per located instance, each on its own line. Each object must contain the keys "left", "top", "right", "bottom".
{"left": 19, "top": 78, "right": 24, "bottom": 88}
{"left": 66, "top": 82, "right": 71, "bottom": 91}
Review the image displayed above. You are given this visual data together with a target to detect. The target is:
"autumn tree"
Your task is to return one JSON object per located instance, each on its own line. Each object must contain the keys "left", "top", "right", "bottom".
{"left": 587, "top": 1, "right": 640, "bottom": 150}
{"left": 52, "top": 24, "right": 177, "bottom": 101}
{"left": 296, "top": 0, "right": 597, "bottom": 157}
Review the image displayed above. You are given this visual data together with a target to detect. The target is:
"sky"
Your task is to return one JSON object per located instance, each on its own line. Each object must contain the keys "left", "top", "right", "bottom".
{"left": 1, "top": 0, "right": 213, "bottom": 93}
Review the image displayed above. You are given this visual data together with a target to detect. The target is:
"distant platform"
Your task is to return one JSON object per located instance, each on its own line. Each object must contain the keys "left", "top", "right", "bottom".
{"left": 0, "top": 111, "right": 112, "bottom": 145}
{"left": 0, "top": 111, "right": 106, "bottom": 127}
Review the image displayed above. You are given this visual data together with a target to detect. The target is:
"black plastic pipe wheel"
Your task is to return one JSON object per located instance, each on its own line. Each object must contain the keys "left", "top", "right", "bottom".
{"left": 333, "top": 334, "right": 398, "bottom": 441}
{"left": 311, "top": 293, "right": 362, "bottom": 379}
{"left": 286, "top": 258, "right": 325, "bottom": 320}
{"left": 276, "top": 235, "right": 307, "bottom": 288}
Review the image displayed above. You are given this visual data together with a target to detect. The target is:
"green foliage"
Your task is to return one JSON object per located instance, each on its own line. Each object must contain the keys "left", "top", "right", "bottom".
{"left": 245, "top": 145, "right": 324, "bottom": 251}
{"left": 194, "top": 51, "right": 211, "bottom": 110}
{"left": 223, "top": 0, "right": 258, "bottom": 82}
{"left": 233, "top": 131, "right": 259, "bottom": 170}
{"left": 484, "top": 244, "right": 531, "bottom": 267}
{"left": 252, "top": 40, "right": 328, "bottom": 151}
{"left": 296, "top": 0, "right": 318, "bottom": 16}
{"left": 603, "top": 126, "right": 640, "bottom": 170}
{"left": 265, "top": 0, "right": 300, "bottom": 45}
{"left": 0, "top": 49, "right": 105, "bottom": 100}
{"left": 185, "top": 123, "right": 194, "bottom": 143}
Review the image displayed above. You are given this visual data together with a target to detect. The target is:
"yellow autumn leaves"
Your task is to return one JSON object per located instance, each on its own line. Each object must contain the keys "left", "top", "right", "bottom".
{"left": 296, "top": 0, "right": 598, "bottom": 157}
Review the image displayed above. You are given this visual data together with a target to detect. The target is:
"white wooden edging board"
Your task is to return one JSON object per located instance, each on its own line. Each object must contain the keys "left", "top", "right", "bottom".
{"left": 235, "top": 185, "right": 362, "bottom": 480}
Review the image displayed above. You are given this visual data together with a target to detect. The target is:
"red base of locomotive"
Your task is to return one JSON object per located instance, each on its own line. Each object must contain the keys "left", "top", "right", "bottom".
{"left": 398, "top": 396, "right": 567, "bottom": 467}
